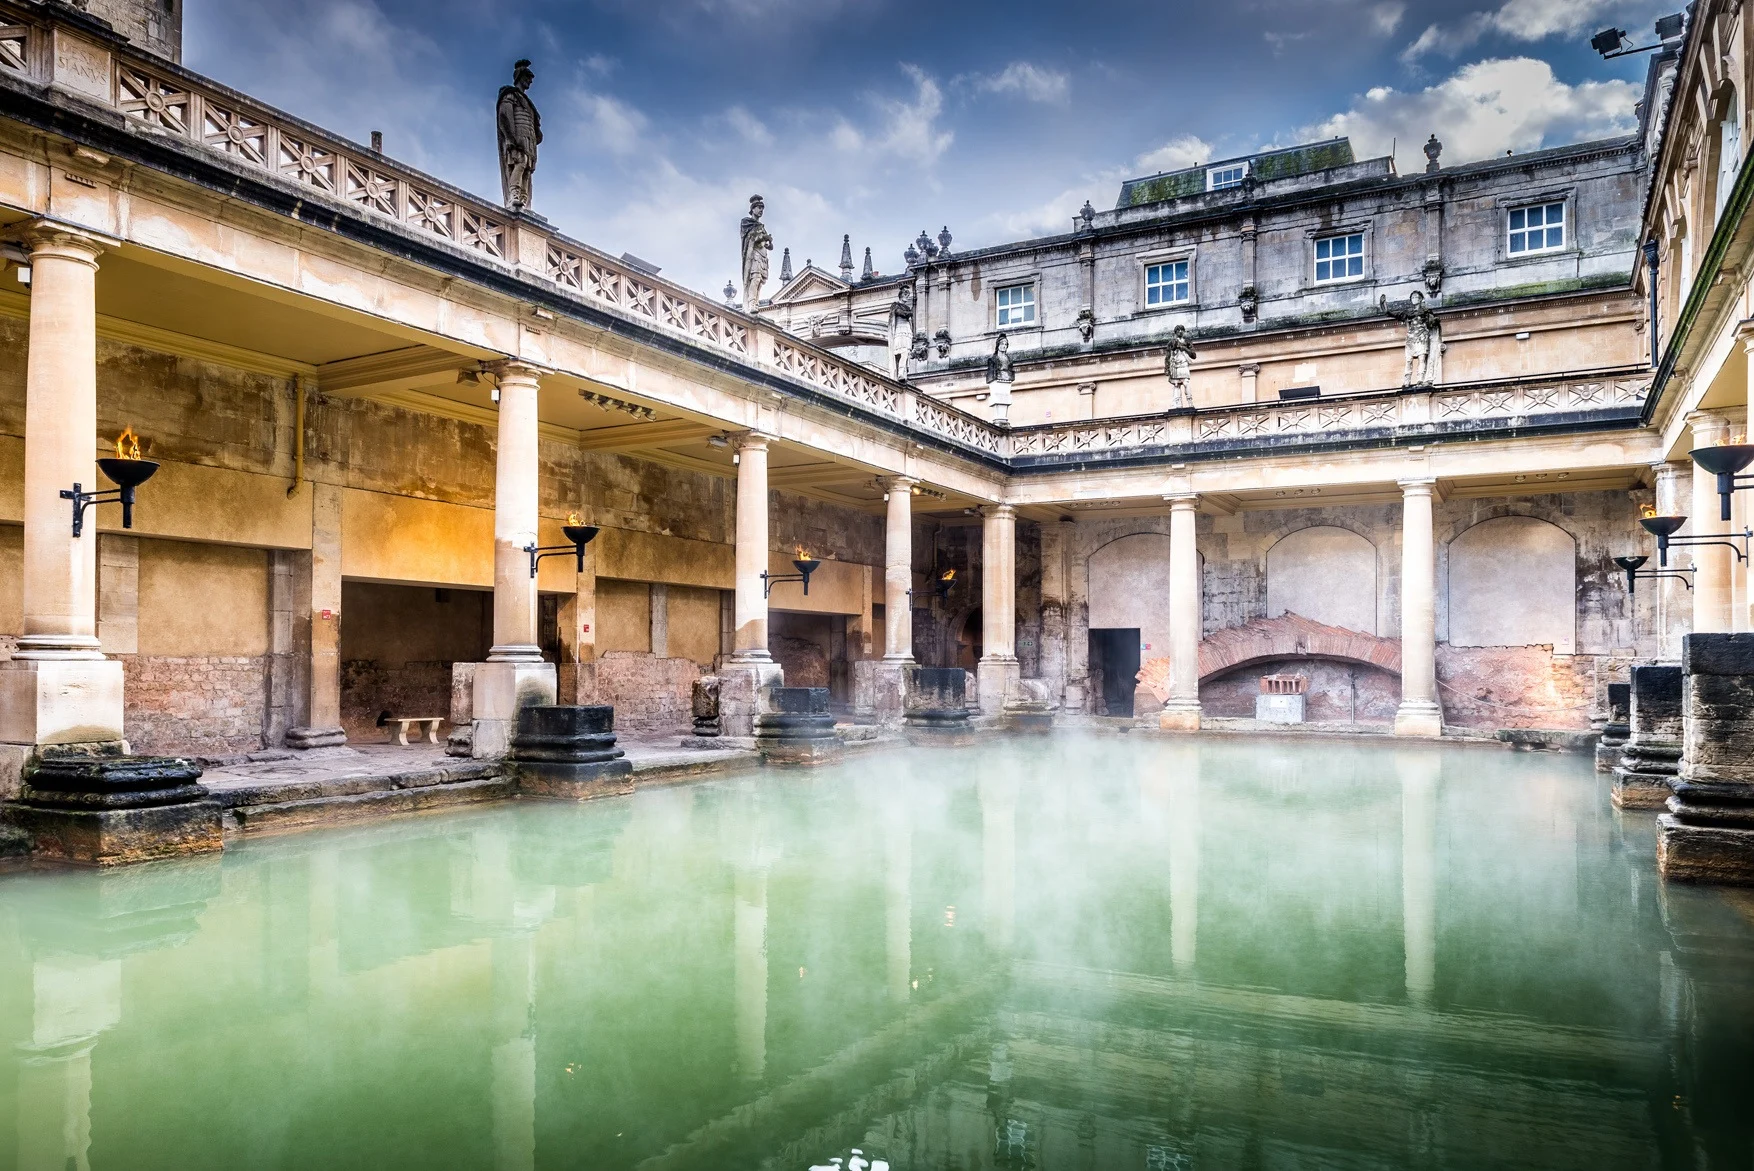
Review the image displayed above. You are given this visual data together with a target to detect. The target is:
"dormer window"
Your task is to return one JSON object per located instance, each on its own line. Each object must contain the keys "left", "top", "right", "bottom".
{"left": 1208, "top": 164, "right": 1247, "bottom": 192}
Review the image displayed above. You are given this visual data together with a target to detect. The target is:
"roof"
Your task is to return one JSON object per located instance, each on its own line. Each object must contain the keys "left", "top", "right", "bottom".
{"left": 1116, "top": 139, "right": 1357, "bottom": 208}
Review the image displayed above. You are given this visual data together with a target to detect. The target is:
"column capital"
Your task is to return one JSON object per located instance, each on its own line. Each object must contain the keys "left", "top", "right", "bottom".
{"left": 10, "top": 218, "right": 118, "bottom": 265}
{"left": 483, "top": 359, "right": 549, "bottom": 384}
{"left": 1237, "top": 363, "right": 1261, "bottom": 376}
{"left": 1163, "top": 492, "right": 1200, "bottom": 510}
{"left": 881, "top": 474, "right": 917, "bottom": 492}
{"left": 1397, "top": 477, "right": 1437, "bottom": 496}
{"left": 980, "top": 503, "right": 1016, "bottom": 520}
{"left": 734, "top": 430, "right": 774, "bottom": 454}
{"left": 1687, "top": 408, "right": 1730, "bottom": 438}
{"left": 1737, "top": 320, "right": 1754, "bottom": 353}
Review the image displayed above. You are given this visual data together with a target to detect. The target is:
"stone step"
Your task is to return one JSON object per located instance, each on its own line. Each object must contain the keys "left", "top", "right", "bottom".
{"left": 207, "top": 761, "right": 501, "bottom": 809}
{"left": 0, "top": 822, "right": 31, "bottom": 860}
{"left": 225, "top": 776, "right": 515, "bottom": 837}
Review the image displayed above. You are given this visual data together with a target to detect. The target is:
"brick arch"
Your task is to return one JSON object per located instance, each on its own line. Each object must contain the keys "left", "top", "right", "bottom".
{"left": 1137, "top": 614, "right": 1402, "bottom": 700}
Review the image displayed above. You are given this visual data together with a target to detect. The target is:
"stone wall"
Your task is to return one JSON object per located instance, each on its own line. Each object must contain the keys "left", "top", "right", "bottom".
{"left": 122, "top": 655, "right": 269, "bottom": 756}
{"left": 588, "top": 653, "right": 701, "bottom": 737}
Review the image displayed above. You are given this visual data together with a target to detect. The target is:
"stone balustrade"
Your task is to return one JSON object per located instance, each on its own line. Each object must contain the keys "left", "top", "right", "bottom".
{"left": 0, "top": 6, "right": 1651, "bottom": 470}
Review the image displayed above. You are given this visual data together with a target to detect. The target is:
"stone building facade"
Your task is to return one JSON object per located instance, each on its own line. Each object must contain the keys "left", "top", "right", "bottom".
{"left": 0, "top": 0, "right": 1687, "bottom": 783}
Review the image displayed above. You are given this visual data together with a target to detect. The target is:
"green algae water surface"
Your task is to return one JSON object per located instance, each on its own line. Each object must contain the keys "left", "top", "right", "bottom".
{"left": 3, "top": 736, "right": 1752, "bottom": 1170}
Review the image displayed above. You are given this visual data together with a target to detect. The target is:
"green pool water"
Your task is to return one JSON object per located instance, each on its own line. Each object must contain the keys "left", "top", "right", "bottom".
{"left": 3, "top": 736, "right": 1752, "bottom": 1170}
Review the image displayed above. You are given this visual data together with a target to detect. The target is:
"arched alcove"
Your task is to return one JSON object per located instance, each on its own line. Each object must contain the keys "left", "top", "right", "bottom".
{"left": 1265, "top": 526, "right": 1378, "bottom": 634}
{"left": 1447, "top": 516, "right": 1576, "bottom": 653}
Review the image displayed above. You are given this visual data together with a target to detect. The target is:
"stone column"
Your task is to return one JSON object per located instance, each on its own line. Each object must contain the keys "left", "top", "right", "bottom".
{"left": 1659, "top": 634, "right": 1754, "bottom": 883}
{"left": 1690, "top": 412, "right": 1734, "bottom": 633}
{"left": 1613, "top": 664, "right": 1684, "bottom": 808}
{"left": 1238, "top": 363, "right": 1261, "bottom": 404}
{"left": 721, "top": 433, "right": 782, "bottom": 738}
{"left": 1395, "top": 479, "right": 1443, "bottom": 738}
{"left": 1038, "top": 518, "right": 1070, "bottom": 707}
{"left": 649, "top": 584, "right": 669, "bottom": 658}
{"left": 470, "top": 362, "right": 557, "bottom": 758}
{"left": 557, "top": 540, "right": 597, "bottom": 705}
{"left": 977, "top": 504, "right": 1019, "bottom": 714}
{"left": 857, "top": 476, "right": 916, "bottom": 723}
{"left": 1160, "top": 494, "right": 1202, "bottom": 731}
{"left": 288, "top": 483, "right": 345, "bottom": 748}
{"left": 0, "top": 223, "right": 124, "bottom": 756}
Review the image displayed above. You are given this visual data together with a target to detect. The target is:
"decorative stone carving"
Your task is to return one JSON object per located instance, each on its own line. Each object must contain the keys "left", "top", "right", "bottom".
{"left": 1076, "top": 307, "right": 1095, "bottom": 342}
{"left": 1381, "top": 291, "right": 1439, "bottom": 387}
{"left": 496, "top": 59, "right": 542, "bottom": 213}
{"left": 909, "top": 331, "right": 929, "bottom": 361}
{"left": 934, "top": 328, "right": 952, "bottom": 358}
{"left": 1239, "top": 284, "right": 1259, "bottom": 322}
{"left": 1164, "top": 324, "right": 1196, "bottom": 409}
{"left": 1424, "top": 133, "right": 1443, "bottom": 173}
{"left": 1078, "top": 200, "right": 1096, "bottom": 231}
{"left": 778, "top": 246, "right": 793, "bottom": 285}
{"left": 741, "top": 194, "right": 774, "bottom": 309}
{"left": 692, "top": 677, "right": 721, "bottom": 737}
{"left": 937, "top": 225, "right": 953, "bottom": 258}
{"left": 986, "top": 333, "right": 1016, "bottom": 384}
{"left": 1422, "top": 257, "right": 1445, "bottom": 295}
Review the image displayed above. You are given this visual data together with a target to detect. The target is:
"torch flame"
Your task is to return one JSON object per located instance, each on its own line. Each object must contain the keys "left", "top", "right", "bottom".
{"left": 796, "top": 546, "right": 812, "bottom": 561}
{"left": 1640, "top": 504, "right": 1658, "bottom": 519}
{"left": 941, "top": 569, "right": 956, "bottom": 583}
{"left": 115, "top": 428, "right": 141, "bottom": 461}
{"left": 567, "top": 512, "right": 582, "bottom": 526}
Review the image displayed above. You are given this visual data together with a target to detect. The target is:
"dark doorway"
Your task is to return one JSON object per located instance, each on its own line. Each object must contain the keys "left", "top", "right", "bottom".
{"left": 1089, "top": 628, "right": 1141, "bottom": 716}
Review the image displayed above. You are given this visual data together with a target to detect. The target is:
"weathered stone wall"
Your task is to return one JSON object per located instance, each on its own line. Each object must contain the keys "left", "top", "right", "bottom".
{"left": 588, "top": 653, "right": 701, "bottom": 736}
{"left": 122, "top": 655, "right": 269, "bottom": 756}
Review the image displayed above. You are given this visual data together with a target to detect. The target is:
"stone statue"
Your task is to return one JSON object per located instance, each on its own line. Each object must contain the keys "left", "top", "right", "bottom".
{"left": 740, "top": 195, "right": 774, "bottom": 309}
{"left": 890, "top": 283, "right": 916, "bottom": 378}
{"left": 496, "top": 59, "right": 542, "bottom": 213}
{"left": 1076, "top": 307, "right": 1095, "bottom": 343}
{"left": 1164, "top": 325, "right": 1196, "bottom": 409}
{"left": 934, "top": 328, "right": 952, "bottom": 358}
{"left": 986, "top": 333, "right": 1015, "bottom": 384}
{"left": 909, "top": 331, "right": 930, "bottom": 361}
{"left": 1239, "top": 284, "right": 1259, "bottom": 322}
{"left": 1381, "top": 290, "right": 1440, "bottom": 386}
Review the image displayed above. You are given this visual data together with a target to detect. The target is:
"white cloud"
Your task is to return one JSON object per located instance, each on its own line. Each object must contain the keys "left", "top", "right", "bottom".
{"left": 1135, "top": 135, "right": 1215, "bottom": 174}
{"left": 988, "top": 136, "right": 1215, "bottom": 238}
{"left": 1306, "top": 56, "right": 1640, "bottom": 172}
{"left": 1403, "top": 0, "right": 1649, "bottom": 59}
{"left": 572, "top": 90, "right": 650, "bottom": 156}
{"left": 973, "top": 62, "right": 1071, "bottom": 105}
{"left": 1370, "top": 2, "right": 1407, "bottom": 33}
{"left": 836, "top": 65, "right": 954, "bottom": 163}
{"left": 724, "top": 105, "right": 774, "bottom": 147}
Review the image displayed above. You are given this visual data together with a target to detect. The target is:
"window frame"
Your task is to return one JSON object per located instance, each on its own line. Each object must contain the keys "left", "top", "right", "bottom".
{"left": 1493, "top": 188, "right": 1577, "bottom": 265}
{"left": 1310, "top": 229, "right": 1368, "bottom": 286}
{"left": 991, "top": 277, "right": 1041, "bottom": 332}
{"left": 1506, "top": 200, "right": 1568, "bottom": 257}
{"left": 1136, "top": 246, "right": 1197, "bottom": 312}
{"left": 1207, "top": 163, "right": 1248, "bottom": 192}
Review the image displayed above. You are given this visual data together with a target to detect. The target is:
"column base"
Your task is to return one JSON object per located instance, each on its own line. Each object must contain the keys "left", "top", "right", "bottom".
{"left": 1658, "top": 814, "right": 1754, "bottom": 884}
{"left": 1394, "top": 702, "right": 1443, "bottom": 739}
{"left": 756, "top": 688, "right": 840, "bottom": 766}
{"left": 511, "top": 705, "right": 634, "bottom": 799}
{"left": 469, "top": 661, "right": 558, "bottom": 760}
{"left": 5, "top": 747, "right": 220, "bottom": 866}
{"left": 1611, "top": 741, "right": 1680, "bottom": 809}
{"left": 853, "top": 659, "right": 911, "bottom": 724}
{"left": 976, "top": 657, "right": 1020, "bottom": 716}
{"left": 286, "top": 726, "right": 347, "bottom": 750}
{"left": 719, "top": 660, "right": 783, "bottom": 739}
{"left": 1158, "top": 700, "right": 1202, "bottom": 733}
{"left": 0, "top": 658, "right": 125, "bottom": 748}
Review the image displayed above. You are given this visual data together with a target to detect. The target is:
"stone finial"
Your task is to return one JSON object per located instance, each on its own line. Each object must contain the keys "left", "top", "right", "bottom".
{"left": 839, "top": 234, "right": 854, "bottom": 282}
{"left": 1079, "top": 200, "right": 1096, "bottom": 230}
{"left": 1424, "top": 133, "right": 1443, "bottom": 173}
{"left": 862, "top": 246, "right": 874, "bottom": 281}
{"left": 916, "top": 229, "right": 937, "bottom": 259}
{"left": 723, "top": 279, "right": 737, "bottom": 304}
{"left": 904, "top": 241, "right": 921, "bottom": 267}
{"left": 778, "top": 247, "right": 793, "bottom": 284}
{"left": 938, "top": 226, "right": 953, "bottom": 257}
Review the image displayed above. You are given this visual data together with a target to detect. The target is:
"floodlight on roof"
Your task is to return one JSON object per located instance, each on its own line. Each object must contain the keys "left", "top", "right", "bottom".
{"left": 1655, "top": 12, "right": 1686, "bottom": 40}
{"left": 1591, "top": 27, "right": 1630, "bottom": 56}
{"left": 1592, "top": 14, "right": 1685, "bottom": 58}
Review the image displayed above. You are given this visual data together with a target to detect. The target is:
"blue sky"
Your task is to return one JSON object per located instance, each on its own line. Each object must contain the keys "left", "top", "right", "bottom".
{"left": 186, "top": 0, "right": 1674, "bottom": 296}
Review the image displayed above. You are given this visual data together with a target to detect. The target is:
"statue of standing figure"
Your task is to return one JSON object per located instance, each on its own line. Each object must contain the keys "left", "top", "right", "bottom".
{"left": 1381, "top": 291, "right": 1440, "bottom": 386}
{"left": 740, "top": 195, "right": 774, "bottom": 309}
{"left": 986, "top": 333, "right": 1016, "bottom": 385}
{"left": 1164, "top": 325, "right": 1196, "bottom": 409}
{"left": 497, "top": 59, "right": 542, "bottom": 213}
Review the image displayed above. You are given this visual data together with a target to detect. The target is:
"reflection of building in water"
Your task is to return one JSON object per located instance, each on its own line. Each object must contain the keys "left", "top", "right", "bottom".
{"left": 16, "top": 955, "right": 118, "bottom": 1171}
{"left": 1399, "top": 752, "right": 1438, "bottom": 1005}
{"left": 491, "top": 934, "right": 536, "bottom": 1171}
{"left": 1168, "top": 762, "right": 1200, "bottom": 973}
{"left": 736, "top": 866, "right": 770, "bottom": 1083}
{"left": 980, "top": 775, "right": 1016, "bottom": 951}
{"left": 886, "top": 797, "right": 912, "bottom": 1004}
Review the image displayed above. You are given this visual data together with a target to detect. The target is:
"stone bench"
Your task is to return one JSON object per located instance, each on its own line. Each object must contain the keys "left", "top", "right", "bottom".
{"left": 378, "top": 715, "right": 444, "bottom": 746}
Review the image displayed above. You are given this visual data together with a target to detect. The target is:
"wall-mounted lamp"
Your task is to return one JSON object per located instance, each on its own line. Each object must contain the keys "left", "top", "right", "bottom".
{"left": 1688, "top": 442, "right": 1754, "bottom": 521}
{"left": 707, "top": 433, "right": 731, "bottom": 449}
{"left": 1615, "top": 555, "right": 1694, "bottom": 594}
{"left": 1638, "top": 507, "right": 1751, "bottom": 567}
{"left": 525, "top": 515, "right": 599, "bottom": 578}
{"left": 64, "top": 429, "right": 158, "bottom": 538}
{"left": 762, "top": 553, "right": 821, "bottom": 597}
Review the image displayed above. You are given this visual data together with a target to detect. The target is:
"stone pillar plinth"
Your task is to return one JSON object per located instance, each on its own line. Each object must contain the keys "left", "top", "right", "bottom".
{"left": 1, "top": 223, "right": 125, "bottom": 763}
{"left": 977, "top": 504, "right": 1019, "bottom": 715}
{"left": 1658, "top": 634, "right": 1754, "bottom": 883}
{"left": 1595, "top": 681, "right": 1630, "bottom": 773}
{"left": 904, "top": 666, "right": 972, "bottom": 739}
{"left": 470, "top": 362, "right": 557, "bottom": 757}
{"left": 1395, "top": 478, "right": 1443, "bottom": 737}
{"left": 756, "top": 687, "right": 839, "bottom": 765}
{"left": 6, "top": 748, "right": 220, "bottom": 865}
{"left": 1160, "top": 493, "right": 1202, "bottom": 732}
{"left": 510, "top": 705, "right": 632, "bottom": 799}
{"left": 1611, "top": 665, "right": 1683, "bottom": 809}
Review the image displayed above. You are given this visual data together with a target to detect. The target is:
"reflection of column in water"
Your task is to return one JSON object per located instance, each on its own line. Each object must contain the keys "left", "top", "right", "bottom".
{"left": 734, "top": 867, "right": 769, "bottom": 1082}
{"left": 17, "top": 956, "right": 121, "bottom": 1171}
{"left": 885, "top": 799, "right": 913, "bottom": 1003}
{"left": 1400, "top": 753, "right": 1439, "bottom": 1005}
{"left": 491, "top": 934, "right": 536, "bottom": 1171}
{"left": 1169, "top": 761, "right": 1200, "bottom": 973}
{"left": 979, "top": 775, "right": 1017, "bottom": 951}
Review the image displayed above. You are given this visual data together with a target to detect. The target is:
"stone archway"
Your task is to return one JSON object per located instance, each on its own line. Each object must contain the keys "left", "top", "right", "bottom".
{"left": 1137, "top": 614, "right": 1402, "bottom": 705}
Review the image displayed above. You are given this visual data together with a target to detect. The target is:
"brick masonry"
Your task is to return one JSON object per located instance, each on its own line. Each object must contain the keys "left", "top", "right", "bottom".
{"left": 122, "top": 654, "right": 268, "bottom": 756}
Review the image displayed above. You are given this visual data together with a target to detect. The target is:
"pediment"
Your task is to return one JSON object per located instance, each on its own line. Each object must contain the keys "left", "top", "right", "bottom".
{"left": 772, "top": 266, "right": 849, "bottom": 304}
